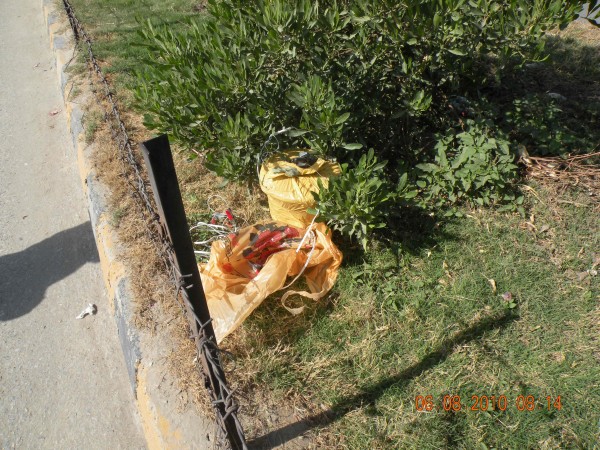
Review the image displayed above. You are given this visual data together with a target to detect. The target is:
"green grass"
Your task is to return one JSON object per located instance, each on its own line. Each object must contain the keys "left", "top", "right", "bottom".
{"left": 69, "top": 0, "right": 201, "bottom": 99}
{"left": 237, "top": 187, "right": 599, "bottom": 448}
{"left": 65, "top": 2, "right": 600, "bottom": 447}
{"left": 84, "top": 110, "right": 104, "bottom": 143}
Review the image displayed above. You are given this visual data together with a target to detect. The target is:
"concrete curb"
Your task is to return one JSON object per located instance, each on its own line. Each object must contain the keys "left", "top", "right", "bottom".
{"left": 42, "top": 1, "right": 213, "bottom": 448}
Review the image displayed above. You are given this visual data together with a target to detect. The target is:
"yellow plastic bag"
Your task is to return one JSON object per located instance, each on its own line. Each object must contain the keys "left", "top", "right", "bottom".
{"left": 259, "top": 150, "right": 341, "bottom": 228}
{"left": 199, "top": 221, "right": 342, "bottom": 342}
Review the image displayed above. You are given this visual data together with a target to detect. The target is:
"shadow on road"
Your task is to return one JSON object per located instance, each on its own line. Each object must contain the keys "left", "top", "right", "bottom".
{"left": 0, "top": 221, "right": 99, "bottom": 321}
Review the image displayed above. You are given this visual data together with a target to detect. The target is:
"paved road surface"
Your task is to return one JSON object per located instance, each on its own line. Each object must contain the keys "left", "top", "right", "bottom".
{"left": 0, "top": 1, "right": 145, "bottom": 448}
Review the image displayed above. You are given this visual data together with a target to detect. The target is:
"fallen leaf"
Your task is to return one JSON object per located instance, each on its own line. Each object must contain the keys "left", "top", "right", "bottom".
{"left": 488, "top": 278, "right": 497, "bottom": 294}
{"left": 564, "top": 269, "right": 577, "bottom": 280}
{"left": 577, "top": 271, "right": 590, "bottom": 282}
{"left": 442, "top": 260, "right": 452, "bottom": 276}
{"left": 538, "top": 224, "right": 550, "bottom": 234}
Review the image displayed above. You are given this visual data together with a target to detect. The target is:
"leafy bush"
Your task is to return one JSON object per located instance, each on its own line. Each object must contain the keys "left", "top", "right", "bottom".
{"left": 310, "top": 149, "right": 395, "bottom": 249}
{"left": 416, "top": 121, "right": 522, "bottom": 215}
{"left": 504, "top": 94, "right": 589, "bottom": 156}
{"left": 135, "top": 0, "right": 579, "bottom": 240}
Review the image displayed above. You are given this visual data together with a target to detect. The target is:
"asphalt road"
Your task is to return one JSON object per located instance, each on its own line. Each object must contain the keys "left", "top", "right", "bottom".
{"left": 0, "top": 1, "right": 145, "bottom": 448}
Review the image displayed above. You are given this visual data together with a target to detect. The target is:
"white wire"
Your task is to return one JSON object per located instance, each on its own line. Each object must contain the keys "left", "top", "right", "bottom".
{"left": 190, "top": 219, "right": 232, "bottom": 262}
{"left": 206, "top": 194, "right": 228, "bottom": 214}
{"left": 295, "top": 210, "right": 319, "bottom": 254}
{"left": 190, "top": 221, "right": 230, "bottom": 232}
{"left": 281, "top": 230, "right": 317, "bottom": 290}
{"left": 256, "top": 126, "right": 294, "bottom": 181}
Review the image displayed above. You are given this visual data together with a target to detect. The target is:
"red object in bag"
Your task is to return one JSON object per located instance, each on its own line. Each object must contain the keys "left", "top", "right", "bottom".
{"left": 200, "top": 221, "right": 343, "bottom": 342}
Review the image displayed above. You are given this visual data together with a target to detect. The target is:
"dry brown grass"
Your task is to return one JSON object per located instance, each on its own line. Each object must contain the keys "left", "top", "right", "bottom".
{"left": 79, "top": 75, "right": 216, "bottom": 415}
{"left": 174, "top": 154, "right": 270, "bottom": 227}
{"left": 557, "top": 18, "right": 600, "bottom": 46}
{"left": 81, "top": 66, "right": 298, "bottom": 430}
{"left": 523, "top": 152, "right": 600, "bottom": 208}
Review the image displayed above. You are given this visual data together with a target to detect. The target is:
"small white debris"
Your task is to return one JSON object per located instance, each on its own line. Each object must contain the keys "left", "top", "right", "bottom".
{"left": 525, "top": 62, "right": 542, "bottom": 70}
{"left": 76, "top": 303, "right": 97, "bottom": 319}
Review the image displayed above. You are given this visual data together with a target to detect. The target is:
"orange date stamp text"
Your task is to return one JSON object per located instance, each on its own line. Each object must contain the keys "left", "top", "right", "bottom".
{"left": 415, "top": 395, "right": 562, "bottom": 412}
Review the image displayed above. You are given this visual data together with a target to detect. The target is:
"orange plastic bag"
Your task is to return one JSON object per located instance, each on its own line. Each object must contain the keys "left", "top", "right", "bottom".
{"left": 259, "top": 150, "right": 341, "bottom": 228}
{"left": 199, "top": 221, "right": 342, "bottom": 342}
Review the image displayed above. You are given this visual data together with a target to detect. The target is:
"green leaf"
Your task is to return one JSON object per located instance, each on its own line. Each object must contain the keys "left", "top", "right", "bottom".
{"left": 335, "top": 112, "right": 351, "bottom": 125}
{"left": 416, "top": 163, "right": 438, "bottom": 172}
{"left": 398, "top": 172, "right": 408, "bottom": 191}
{"left": 448, "top": 48, "right": 466, "bottom": 56}
{"left": 343, "top": 143, "right": 363, "bottom": 150}
{"left": 353, "top": 16, "right": 371, "bottom": 24}
{"left": 288, "top": 129, "right": 309, "bottom": 137}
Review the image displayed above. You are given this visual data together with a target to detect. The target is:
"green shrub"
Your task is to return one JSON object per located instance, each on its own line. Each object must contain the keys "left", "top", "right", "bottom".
{"left": 504, "top": 94, "right": 590, "bottom": 156}
{"left": 310, "top": 149, "right": 395, "bottom": 249}
{"left": 135, "top": 0, "right": 579, "bottom": 240}
{"left": 416, "top": 121, "right": 522, "bottom": 214}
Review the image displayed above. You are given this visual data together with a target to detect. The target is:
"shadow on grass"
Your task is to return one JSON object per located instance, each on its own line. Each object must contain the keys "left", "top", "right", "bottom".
{"left": 339, "top": 206, "right": 456, "bottom": 268}
{"left": 485, "top": 24, "right": 600, "bottom": 158}
{"left": 495, "top": 33, "right": 600, "bottom": 99}
{"left": 248, "top": 309, "right": 519, "bottom": 449}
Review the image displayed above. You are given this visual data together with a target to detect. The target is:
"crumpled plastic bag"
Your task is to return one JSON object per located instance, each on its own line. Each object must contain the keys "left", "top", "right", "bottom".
{"left": 200, "top": 221, "right": 342, "bottom": 342}
{"left": 259, "top": 150, "right": 341, "bottom": 228}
